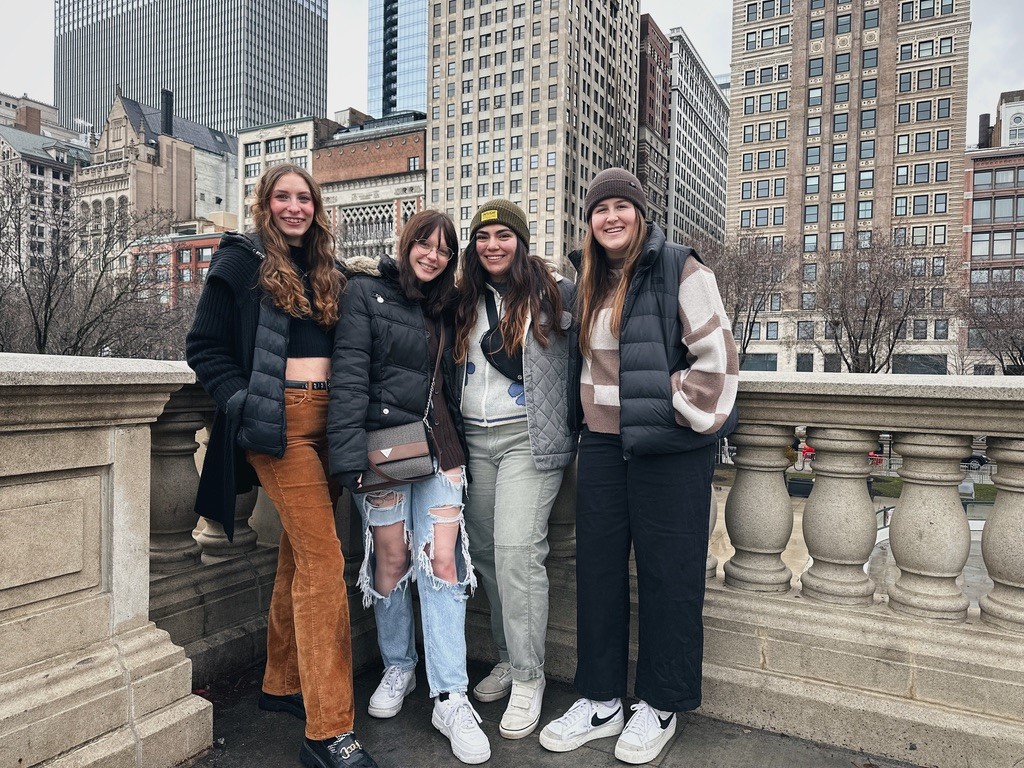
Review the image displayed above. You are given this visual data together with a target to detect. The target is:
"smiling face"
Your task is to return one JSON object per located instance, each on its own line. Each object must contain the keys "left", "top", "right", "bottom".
{"left": 408, "top": 226, "right": 453, "bottom": 284}
{"left": 268, "top": 173, "right": 314, "bottom": 246}
{"left": 474, "top": 224, "right": 518, "bottom": 279}
{"left": 589, "top": 197, "right": 639, "bottom": 260}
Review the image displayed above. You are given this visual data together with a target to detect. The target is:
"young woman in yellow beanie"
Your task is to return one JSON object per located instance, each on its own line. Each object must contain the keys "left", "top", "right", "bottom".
{"left": 539, "top": 168, "right": 739, "bottom": 764}
{"left": 454, "top": 199, "right": 579, "bottom": 739}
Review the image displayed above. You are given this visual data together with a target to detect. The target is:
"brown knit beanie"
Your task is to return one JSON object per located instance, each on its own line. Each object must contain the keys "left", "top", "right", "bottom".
{"left": 584, "top": 167, "right": 648, "bottom": 221}
{"left": 470, "top": 199, "right": 530, "bottom": 247}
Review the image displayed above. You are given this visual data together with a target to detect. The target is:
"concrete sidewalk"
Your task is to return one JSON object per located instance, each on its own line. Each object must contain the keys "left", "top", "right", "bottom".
{"left": 186, "top": 660, "right": 920, "bottom": 768}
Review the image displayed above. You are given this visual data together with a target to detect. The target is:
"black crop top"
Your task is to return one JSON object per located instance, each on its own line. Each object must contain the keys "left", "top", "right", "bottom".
{"left": 287, "top": 246, "right": 334, "bottom": 358}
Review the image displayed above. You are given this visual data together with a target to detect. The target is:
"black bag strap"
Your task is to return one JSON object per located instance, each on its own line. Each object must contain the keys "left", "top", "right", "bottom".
{"left": 484, "top": 289, "right": 500, "bottom": 329}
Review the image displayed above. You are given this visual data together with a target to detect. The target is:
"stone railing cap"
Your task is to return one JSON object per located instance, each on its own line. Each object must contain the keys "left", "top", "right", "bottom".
{"left": 0, "top": 353, "right": 194, "bottom": 387}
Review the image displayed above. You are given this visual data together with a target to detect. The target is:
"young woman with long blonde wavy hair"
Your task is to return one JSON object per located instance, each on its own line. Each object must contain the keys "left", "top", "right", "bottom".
{"left": 187, "top": 163, "right": 378, "bottom": 768}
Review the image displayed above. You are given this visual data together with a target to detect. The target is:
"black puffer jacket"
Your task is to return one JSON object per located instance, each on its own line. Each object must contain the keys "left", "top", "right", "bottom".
{"left": 327, "top": 255, "right": 467, "bottom": 483}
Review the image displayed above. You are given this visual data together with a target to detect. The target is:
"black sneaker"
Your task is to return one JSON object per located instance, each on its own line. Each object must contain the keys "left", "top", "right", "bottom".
{"left": 258, "top": 691, "right": 306, "bottom": 721}
{"left": 300, "top": 732, "right": 379, "bottom": 768}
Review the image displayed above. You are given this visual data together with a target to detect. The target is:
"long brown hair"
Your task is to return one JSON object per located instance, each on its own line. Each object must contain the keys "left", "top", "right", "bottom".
{"left": 250, "top": 163, "right": 342, "bottom": 328}
{"left": 577, "top": 206, "right": 648, "bottom": 359}
{"left": 395, "top": 210, "right": 459, "bottom": 318}
{"left": 454, "top": 235, "right": 563, "bottom": 363}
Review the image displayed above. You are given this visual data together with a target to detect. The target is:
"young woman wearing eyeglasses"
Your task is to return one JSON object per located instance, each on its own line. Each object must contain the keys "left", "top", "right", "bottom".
{"left": 327, "top": 210, "right": 490, "bottom": 765}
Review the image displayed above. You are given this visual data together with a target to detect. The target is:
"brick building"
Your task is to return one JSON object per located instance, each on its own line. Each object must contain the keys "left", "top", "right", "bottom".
{"left": 313, "top": 112, "right": 427, "bottom": 260}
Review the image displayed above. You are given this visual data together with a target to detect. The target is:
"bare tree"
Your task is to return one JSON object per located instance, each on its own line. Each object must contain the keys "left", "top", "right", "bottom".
{"left": 0, "top": 172, "right": 187, "bottom": 357}
{"left": 811, "top": 235, "right": 949, "bottom": 373}
{"left": 962, "top": 276, "right": 1024, "bottom": 375}
{"left": 696, "top": 234, "right": 788, "bottom": 366}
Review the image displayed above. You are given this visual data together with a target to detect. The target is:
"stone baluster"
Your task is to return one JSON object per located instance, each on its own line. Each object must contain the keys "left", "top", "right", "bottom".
{"left": 799, "top": 428, "right": 878, "bottom": 605}
{"left": 195, "top": 488, "right": 259, "bottom": 563}
{"left": 150, "top": 383, "right": 206, "bottom": 573}
{"left": 887, "top": 433, "right": 971, "bottom": 621}
{"left": 548, "top": 461, "right": 577, "bottom": 558}
{"left": 723, "top": 424, "right": 794, "bottom": 592}
{"left": 706, "top": 485, "right": 719, "bottom": 580}
{"left": 980, "top": 438, "right": 1024, "bottom": 632}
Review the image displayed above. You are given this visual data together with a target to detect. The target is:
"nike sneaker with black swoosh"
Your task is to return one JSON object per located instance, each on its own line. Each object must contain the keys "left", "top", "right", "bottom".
{"left": 614, "top": 700, "right": 677, "bottom": 764}
{"left": 539, "top": 697, "right": 624, "bottom": 752}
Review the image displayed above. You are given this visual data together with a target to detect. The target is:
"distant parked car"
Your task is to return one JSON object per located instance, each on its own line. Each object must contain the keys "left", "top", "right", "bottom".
{"left": 963, "top": 454, "right": 989, "bottom": 471}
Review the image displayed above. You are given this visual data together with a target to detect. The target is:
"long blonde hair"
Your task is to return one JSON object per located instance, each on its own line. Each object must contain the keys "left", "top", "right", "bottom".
{"left": 577, "top": 207, "right": 647, "bottom": 359}
{"left": 250, "top": 164, "right": 342, "bottom": 328}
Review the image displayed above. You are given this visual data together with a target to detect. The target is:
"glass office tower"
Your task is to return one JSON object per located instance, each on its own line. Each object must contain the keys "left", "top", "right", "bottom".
{"left": 54, "top": 0, "right": 328, "bottom": 136}
{"left": 367, "top": 0, "right": 428, "bottom": 118}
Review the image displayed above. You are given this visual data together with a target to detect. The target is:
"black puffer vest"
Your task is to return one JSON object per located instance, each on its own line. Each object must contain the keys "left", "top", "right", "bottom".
{"left": 571, "top": 223, "right": 738, "bottom": 459}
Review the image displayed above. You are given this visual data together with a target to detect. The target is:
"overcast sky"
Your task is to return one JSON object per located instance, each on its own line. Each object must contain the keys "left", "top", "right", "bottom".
{"left": 1, "top": 0, "right": 1020, "bottom": 145}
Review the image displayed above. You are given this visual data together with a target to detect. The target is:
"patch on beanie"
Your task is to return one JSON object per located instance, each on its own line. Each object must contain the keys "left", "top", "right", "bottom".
{"left": 481, "top": 209, "right": 499, "bottom": 221}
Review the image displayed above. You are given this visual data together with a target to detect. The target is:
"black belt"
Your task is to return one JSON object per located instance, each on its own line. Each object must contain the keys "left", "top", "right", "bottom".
{"left": 284, "top": 379, "right": 330, "bottom": 390}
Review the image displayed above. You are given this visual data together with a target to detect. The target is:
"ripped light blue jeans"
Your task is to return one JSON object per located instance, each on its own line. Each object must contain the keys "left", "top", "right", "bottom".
{"left": 354, "top": 463, "right": 475, "bottom": 697}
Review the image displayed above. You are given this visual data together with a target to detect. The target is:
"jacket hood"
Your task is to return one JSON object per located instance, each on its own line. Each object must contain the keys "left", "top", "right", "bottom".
{"left": 341, "top": 255, "right": 383, "bottom": 277}
{"left": 217, "top": 231, "right": 266, "bottom": 261}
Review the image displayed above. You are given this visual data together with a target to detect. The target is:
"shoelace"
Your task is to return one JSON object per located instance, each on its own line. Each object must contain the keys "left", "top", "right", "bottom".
{"left": 558, "top": 697, "right": 596, "bottom": 728}
{"left": 381, "top": 666, "right": 407, "bottom": 695}
{"left": 622, "top": 701, "right": 660, "bottom": 738}
{"left": 444, "top": 697, "right": 483, "bottom": 732}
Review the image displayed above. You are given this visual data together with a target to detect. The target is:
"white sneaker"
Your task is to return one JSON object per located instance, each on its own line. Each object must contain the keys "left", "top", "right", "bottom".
{"left": 472, "top": 661, "right": 513, "bottom": 702}
{"left": 431, "top": 692, "right": 491, "bottom": 765}
{"left": 614, "top": 700, "right": 677, "bottom": 764}
{"left": 538, "top": 697, "right": 624, "bottom": 753}
{"left": 367, "top": 665, "right": 416, "bottom": 718}
{"left": 499, "top": 676, "right": 546, "bottom": 739}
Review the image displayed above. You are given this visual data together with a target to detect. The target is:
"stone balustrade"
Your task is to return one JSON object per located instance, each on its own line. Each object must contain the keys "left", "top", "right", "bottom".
{"left": 5, "top": 356, "right": 1024, "bottom": 767}
{"left": 0, "top": 354, "right": 210, "bottom": 768}
{"left": 696, "top": 373, "right": 1024, "bottom": 768}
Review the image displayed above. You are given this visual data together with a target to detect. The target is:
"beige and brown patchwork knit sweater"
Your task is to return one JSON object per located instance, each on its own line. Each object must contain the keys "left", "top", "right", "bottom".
{"left": 581, "top": 258, "right": 739, "bottom": 436}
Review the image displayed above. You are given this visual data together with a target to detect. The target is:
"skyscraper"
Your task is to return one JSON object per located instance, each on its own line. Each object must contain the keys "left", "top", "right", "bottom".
{"left": 367, "top": 0, "right": 429, "bottom": 117}
{"left": 727, "top": 0, "right": 969, "bottom": 373}
{"left": 426, "top": 0, "right": 640, "bottom": 269}
{"left": 667, "top": 25, "right": 729, "bottom": 246}
{"left": 54, "top": 0, "right": 328, "bottom": 136}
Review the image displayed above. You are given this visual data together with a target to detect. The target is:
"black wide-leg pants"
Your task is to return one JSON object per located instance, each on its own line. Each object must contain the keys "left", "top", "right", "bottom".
{"left": 573, "top": 427, "right": 716, "bottom": 713}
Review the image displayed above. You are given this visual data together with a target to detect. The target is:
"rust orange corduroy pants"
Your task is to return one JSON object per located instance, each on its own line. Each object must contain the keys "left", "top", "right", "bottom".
{"left": 247, "top": 387, "right": 354, "bottom": 740}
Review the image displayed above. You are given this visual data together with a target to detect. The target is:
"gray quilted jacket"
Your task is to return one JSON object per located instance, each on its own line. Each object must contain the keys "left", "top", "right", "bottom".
{"left": 515, "top": 275, "right": 580, "bottom": 469}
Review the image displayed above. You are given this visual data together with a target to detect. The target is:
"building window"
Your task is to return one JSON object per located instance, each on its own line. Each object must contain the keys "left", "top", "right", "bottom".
{"left": 290, "top": 134, "right": 308, "bottom": 150}
{"left": 265, "top": 138, "right": 285, "bottom": 154}
{"left": 809, "top": 19, "right": 824, "bottom": 39}
{"left": 796, "top": 353, "right": 814, "bottom": 372}
{"left": 864, "top": 8, "right": 879, "bottom": 28}
{"left": 836, "top": 14, "right": 851, "bottom": 34}
{"left": 797, "top": 321, "right": 815, "bottom": 340}
{"left": 244, "top": 142, "right": 261, "bottom": 157}
{"left": 863, "top": 48, "right": 878, "bottom": 68}
{"left": 835, "top": 53, "right": 851, "bottom": 73}
{"left": 808, "top": 58, "right": 824, "bottom": 77}
{"left": 862, "top": 79, "right": 877, "bottom": 99}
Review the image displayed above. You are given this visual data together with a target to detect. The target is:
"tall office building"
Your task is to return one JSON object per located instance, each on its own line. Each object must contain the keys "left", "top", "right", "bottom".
{"left": 426, "top": 0, "right": 640, "bottom": 269}
{"left": 368, "top": 0, "right": 429, "bottom": 117}
{"left": 54, "top": 0, "right": 328, "bottom": 136}
{"left": 667, "top": 26, "right": 729, "bottom": 246}
{"left": 636, "top": 14, "right": 671, "bottom": 232}
{"left": 726, "top": 0, "right": 970, "bottom": 372}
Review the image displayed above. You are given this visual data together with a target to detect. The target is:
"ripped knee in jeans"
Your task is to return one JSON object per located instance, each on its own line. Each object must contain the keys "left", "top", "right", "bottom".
{"left": 416, "top": 502, "right": 476, "bottom": 596}
{"left": 358, "top": 492, "right": 412, "bottom": 608}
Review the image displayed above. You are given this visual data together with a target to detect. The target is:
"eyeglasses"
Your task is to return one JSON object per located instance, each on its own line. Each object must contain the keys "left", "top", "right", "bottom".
{"left": 413, "top": 239, "right": 454, "bottom": 260}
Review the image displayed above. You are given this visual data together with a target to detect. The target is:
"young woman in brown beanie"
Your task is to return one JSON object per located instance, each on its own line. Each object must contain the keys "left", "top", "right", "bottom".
{"left": 186, "top": 164, "right": 377, "bottom": 768}
{"left": 539, "top": 168, "right": 739, "bottom": 764}
{"left": 453, "top": 199, "right": 579, "bottom": 739}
